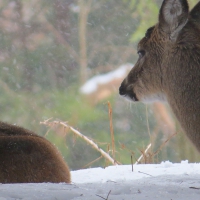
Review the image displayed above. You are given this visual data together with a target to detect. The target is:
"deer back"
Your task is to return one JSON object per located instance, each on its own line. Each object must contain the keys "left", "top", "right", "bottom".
{"left": 0, "top": 121, "right": 71, "bottom": 183}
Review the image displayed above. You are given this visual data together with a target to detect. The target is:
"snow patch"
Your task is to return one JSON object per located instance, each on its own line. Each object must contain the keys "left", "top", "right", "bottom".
{"left": 71, "top": 161, "right": 200, "bottom": 184}
{"left": 80, "top": 64, "right": 133, "bottom": 94}
{"left": 161, "top": 160, "right": 174, "bottom": 168}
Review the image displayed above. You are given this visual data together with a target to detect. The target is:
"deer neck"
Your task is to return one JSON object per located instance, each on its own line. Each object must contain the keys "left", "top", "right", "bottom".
{"left": 163, "top": 50, "right": 200, "bottom": 148}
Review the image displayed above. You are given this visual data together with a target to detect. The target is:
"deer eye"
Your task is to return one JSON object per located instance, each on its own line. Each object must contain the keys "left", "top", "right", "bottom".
{"left": 137, "top": 50, "right": 145, "bottom": 59}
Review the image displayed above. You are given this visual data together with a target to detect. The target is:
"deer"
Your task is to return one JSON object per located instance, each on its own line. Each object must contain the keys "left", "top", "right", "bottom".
{"left": 119, "top": 0, "right": 200, "bottom": 153}
{"left": 0, "top": 121, "right": 71, "bottom": 183}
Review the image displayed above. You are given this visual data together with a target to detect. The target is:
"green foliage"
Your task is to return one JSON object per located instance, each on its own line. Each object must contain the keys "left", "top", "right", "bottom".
{"left": 124, "top": 0, "right": 159, "bottom": 42}
{"left": 125, "top": 0, "right": 198, "bottom": 43}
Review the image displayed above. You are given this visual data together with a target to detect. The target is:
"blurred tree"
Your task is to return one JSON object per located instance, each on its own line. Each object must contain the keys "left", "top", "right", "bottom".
{"left": 78, "top": 0, "right": 92, "bottom": 84}
{"left": 53, "top": 0, "right": 75, "bottom": 86}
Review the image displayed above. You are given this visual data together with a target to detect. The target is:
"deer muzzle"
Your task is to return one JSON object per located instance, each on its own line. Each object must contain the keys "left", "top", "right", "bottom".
{"left": 119, "top": 81, "right": 138, "bottom": 102}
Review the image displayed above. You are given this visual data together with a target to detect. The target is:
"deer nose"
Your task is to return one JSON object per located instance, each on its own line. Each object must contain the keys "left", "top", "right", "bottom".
{"left": 119, "top": 84, "right": 126, "bottom": 96}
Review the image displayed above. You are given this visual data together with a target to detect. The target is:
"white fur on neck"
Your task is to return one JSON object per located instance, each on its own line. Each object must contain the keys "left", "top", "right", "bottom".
{"left": 141, "top": 93, "right": 166, "bottom": 104}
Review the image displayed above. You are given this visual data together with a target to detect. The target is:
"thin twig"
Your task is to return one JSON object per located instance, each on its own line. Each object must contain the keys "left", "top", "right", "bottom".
{"left": 131, "top": 155, "right": 133, "bottom": 172}
{"left": 96, "top": 190, "right": 112, "bottom": 200}
{"left": 138, "top": 171, "right": 153, "bottom": 177}
{"left": 106, "top": 190, "right": 112, "bottom": 200}
{"left": 189, "top": 187, "right": 200, "bottom": 190}
{"left": 40, "top": 120, "right": 118, "bottom": 166}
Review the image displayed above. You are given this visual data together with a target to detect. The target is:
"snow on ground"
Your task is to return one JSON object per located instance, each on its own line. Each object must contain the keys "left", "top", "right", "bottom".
{"left": 72, "top": 160, "right": 194, "bottom": 183}
{"left": 1, "top": 161, "right": 200, "bottom": 200}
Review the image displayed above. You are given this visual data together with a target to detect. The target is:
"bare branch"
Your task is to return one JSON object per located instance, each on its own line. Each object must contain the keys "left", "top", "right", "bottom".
{"left": 40, "top": 120, "right": 118, "bottom": 166}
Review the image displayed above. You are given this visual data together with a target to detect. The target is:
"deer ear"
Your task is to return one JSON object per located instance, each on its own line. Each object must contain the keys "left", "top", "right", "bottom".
{"left": 159, "top": 0, "right": 189, "bottom": 41}
{"left": 190, "top": 2, "right": 200, "bottom": 23}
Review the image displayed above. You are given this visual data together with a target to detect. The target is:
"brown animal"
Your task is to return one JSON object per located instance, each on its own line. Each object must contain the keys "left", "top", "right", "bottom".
{"left": 119, "top": 0, "right": 200, "bottom": 152}
{"left": 0, "top": 121, "right": 71, "bottom": 183}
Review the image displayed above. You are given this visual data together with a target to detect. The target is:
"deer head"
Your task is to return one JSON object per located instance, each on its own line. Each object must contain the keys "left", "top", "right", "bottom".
{"left": 119, "top": 0, "right": 200, "bottom": 104}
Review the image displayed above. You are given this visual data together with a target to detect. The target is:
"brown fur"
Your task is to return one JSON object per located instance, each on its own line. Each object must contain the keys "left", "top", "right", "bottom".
{"left": 0, "top": 121, "right": 71, "bottom": 183}
{"left": 119, "top": 1, "right": 200, "bottom": 152}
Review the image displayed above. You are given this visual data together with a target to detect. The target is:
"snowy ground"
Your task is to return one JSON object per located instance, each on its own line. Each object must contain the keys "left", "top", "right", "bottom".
{"left": 1, "top": 161, "right": 200, "bottom": 200}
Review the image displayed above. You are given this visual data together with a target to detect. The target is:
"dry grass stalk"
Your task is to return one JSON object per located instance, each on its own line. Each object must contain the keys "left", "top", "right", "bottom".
{"left": 135, "top": 143, "right": 152, "bottom": 164}
{"left": 136, "top": 132, "right": 177, "bottom": 164}
{"left": 119, "top": 142, "right": 141, "bottom": 164}
{"left": 139, "top": 149, "right": 153, "bottom": 164}
{"left": 145, "top": 105, "right": 151, "bottom": 138}
{"left": 137, "top": 105, "right": 177, "bottom": 164}
{"left": 154, "top": 132, "right": 177, "bottom": 156}
{"left": 119, "top": 142, "right": 135, "bottom": 156}
{"left": 131, "top": 155, "right": 133, "bottom": 172}
{"left": 40, "top": 119, "right": 118, "bottom": 166}
{"left": 107, "top": 101, "right": 115, "bottom": 160}
{"left": 82, "top": 156, "right": 103, "bottom": 169}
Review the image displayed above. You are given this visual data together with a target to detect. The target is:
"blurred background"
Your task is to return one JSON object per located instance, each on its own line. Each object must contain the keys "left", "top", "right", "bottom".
{"left": 0, "top": 0, "right": 199, "bottom": 170}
